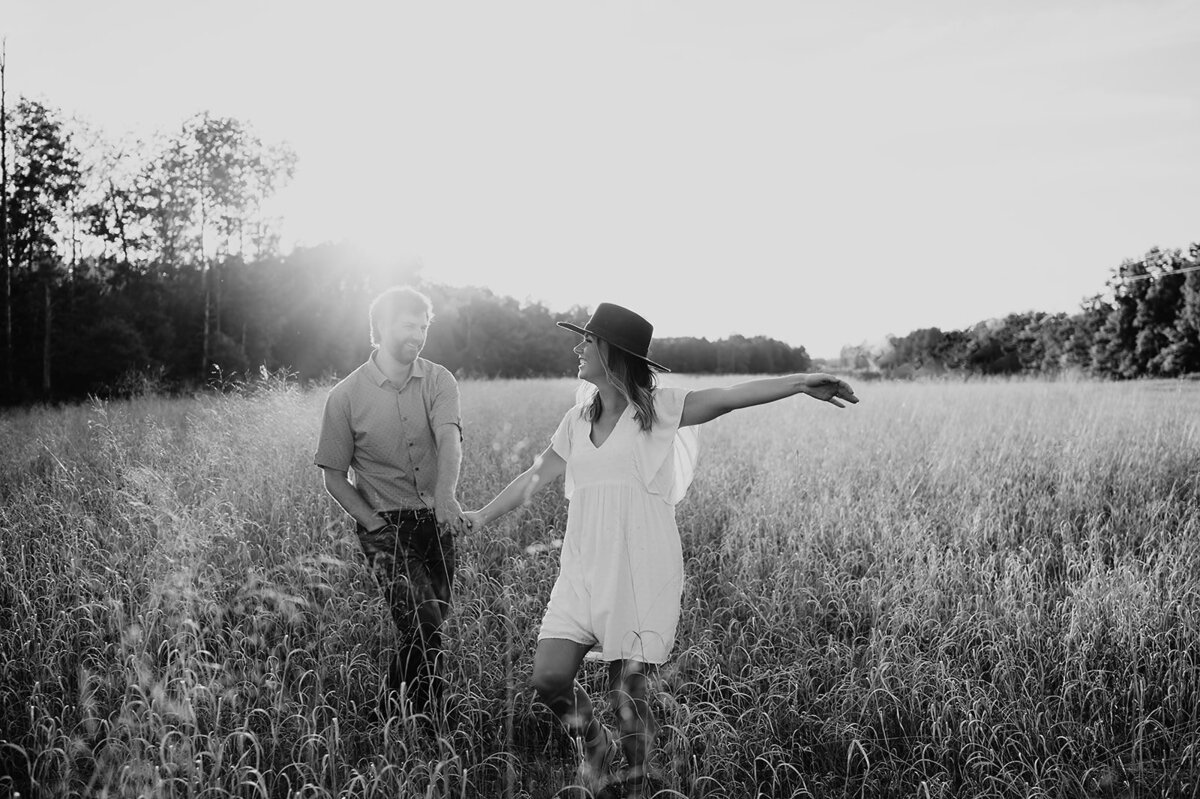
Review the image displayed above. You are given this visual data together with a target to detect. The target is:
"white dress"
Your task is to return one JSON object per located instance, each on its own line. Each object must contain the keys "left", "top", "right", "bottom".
{"left": 538, "top": 386, "right": 700, "bottom": 663}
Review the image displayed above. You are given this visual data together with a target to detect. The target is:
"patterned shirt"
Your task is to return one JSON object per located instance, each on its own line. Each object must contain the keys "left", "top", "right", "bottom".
{"left": 315, "top": 353, "right": 462, "bottom": 511}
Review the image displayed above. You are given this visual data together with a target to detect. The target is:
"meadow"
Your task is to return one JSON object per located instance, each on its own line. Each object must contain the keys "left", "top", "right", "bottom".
{"left": 1, "top": 375, "right": 1198, "bottom": 799}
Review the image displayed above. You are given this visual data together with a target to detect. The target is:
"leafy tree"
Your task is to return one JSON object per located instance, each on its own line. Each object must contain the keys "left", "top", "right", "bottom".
{"left": 76, "top": 131, "right": 160, "bottom": 267}
{"left": 1060, "top": 299, "right": 1105, "bottom": 373}
{"left": 172, "top": 113, "right": 296, "bottom": 374}
{"left": 1133, "top": 248, "right": 1186, "bottom": 376}
{"left": 6, "top": 100, "right": 80, "bottom": 270}
{"left": 1092, "top": 258, "right": 1145, "bottom": 378}
{"left": 1158, "top": 244, "right": 1200, "bottom": 376}
{"left": 958, "top": 318, "right": 1020, "bottom": 375}
{"left": 652, "top": 334, "right": 807, "bottom": 375}
{"left": 655, "top": 337, "right": 720, "bottom": 373}
{"left": 5, "top": 98, "right": 82, "bottom": 397}
{"left": 104, "top": 115, "right": 297, "bottom": 378}
{"left": 53, "top": 281, "right": 150, "bottom": 395}
{"left": 139, "top": 132, "right": 200, "bottom": 271}
{"left": 1, "top": 43, "right": 9, "bottom": 397}
{"left": 879, "top": 328, "right": 953, "bottom": 373}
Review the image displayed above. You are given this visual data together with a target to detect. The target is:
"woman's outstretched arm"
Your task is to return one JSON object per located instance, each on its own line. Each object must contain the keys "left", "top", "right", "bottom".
{"left": 680, "top": 373, "right": 858, "bottom": 427}
{"left": 465, "top": 444, "right": 567, "bottom": 530}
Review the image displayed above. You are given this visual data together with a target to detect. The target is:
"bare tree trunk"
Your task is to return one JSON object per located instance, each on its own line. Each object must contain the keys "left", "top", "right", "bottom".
{"left": 202, "top": 266, "right": 211, "bottom": 375}
{"left": 1, "top": 40, "right": 11, "bottom": 399}
{"left": 200, "top": 195, "right": 210, "bottom": 376}
{"left": 214, "top": 256, "right": 222, "bottom": 345}
{"left": 68, "top": 194, "right": 77, "bottom": 313}
{"left": 42, "top": 272, "right": 51, "bottom": 397}
{"left": 108, "top": 178, "right": 129, "bottom": 264}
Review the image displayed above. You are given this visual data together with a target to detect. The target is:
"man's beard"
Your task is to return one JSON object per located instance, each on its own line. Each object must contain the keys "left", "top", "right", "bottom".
{"left": 384, "top": 339, "right": 421, "bottom": 364}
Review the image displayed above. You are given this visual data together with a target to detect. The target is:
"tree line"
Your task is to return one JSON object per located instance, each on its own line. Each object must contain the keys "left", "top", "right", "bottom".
{"left": 0, "top": 86, "right": 814, "bottom": 404}
{"left": 839, "top": 244, "right": 1200, "bottom": 380}
{"left": 1, "top": 76, "right": 1196, "bottom": 405}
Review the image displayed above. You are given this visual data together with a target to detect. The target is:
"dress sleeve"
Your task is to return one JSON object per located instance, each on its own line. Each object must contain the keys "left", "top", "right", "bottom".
{"left": 636, "top": 386, "right": 700, "bottom": 505}
{"left": 550, "top": 406, "right": 579, "bottom": 499}
{"left": 550, "top": 406, "right": 577, "bottom": 462}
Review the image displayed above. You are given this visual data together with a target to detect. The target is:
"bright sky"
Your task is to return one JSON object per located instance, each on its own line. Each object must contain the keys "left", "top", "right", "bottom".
{"left": 5, "top": 1, "right": 1199, "bottom": 357}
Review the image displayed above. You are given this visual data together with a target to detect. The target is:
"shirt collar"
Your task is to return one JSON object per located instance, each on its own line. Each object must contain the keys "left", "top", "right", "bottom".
{"left": 367, "top": 350, "right": 427, "bottom": 388}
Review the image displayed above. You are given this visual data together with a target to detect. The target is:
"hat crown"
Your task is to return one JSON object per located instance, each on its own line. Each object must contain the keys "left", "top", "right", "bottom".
{"left": 586, "top": 303, "right": 653, "bottom": 354}
{"left": 556, "top": 302, "right": 670, "bottom": 371}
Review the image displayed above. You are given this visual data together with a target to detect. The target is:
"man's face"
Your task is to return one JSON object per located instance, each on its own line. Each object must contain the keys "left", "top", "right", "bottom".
{"left": 380, "top": 309, "right": 430, "bottom": 365}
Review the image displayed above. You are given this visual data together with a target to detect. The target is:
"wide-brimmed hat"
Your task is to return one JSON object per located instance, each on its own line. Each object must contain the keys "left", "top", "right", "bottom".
{"left": 557, "top": 302, "right": 670, "bottom": 372}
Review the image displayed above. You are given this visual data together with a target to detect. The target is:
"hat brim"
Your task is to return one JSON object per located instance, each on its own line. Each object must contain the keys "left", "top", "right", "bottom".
{"left": 556, "top": 321, "right": 670, "bottom": 372}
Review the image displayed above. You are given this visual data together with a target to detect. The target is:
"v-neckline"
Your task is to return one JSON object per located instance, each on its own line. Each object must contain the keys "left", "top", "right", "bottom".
{"left": 589, "top": 404, "right": 628, "bottom": 449}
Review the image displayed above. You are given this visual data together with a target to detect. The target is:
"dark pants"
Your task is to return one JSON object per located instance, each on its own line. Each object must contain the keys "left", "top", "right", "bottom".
{"left": 356, "top": 509, "right": 456, "bottom": 714}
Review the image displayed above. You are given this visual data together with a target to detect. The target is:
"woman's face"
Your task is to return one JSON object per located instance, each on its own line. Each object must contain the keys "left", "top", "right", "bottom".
{"left": 573, "top": 334, "right": 607, "bottom": 385}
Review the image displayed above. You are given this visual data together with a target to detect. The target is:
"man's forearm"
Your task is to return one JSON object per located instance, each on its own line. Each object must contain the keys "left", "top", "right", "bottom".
{"left": 323, "top": 470, "right": 384, "bottom": 530}
{"left": 434, "top": 431, "right": 464, "bottom": 506}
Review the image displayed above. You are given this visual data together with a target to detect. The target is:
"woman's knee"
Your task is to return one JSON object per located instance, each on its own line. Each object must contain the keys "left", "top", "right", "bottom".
{"left": 608, "top": 660, "right": 653, "bottom": 698}
{"left": 530, "top": 665, "right": 574, "bottom": 701}
{"left": 531, "top": 639, "right": 590, "bottom": 704}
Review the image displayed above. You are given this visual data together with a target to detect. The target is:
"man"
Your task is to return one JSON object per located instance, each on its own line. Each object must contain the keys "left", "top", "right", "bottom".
{"left": 315, "top": 285, "right": 468, "bottom": 719}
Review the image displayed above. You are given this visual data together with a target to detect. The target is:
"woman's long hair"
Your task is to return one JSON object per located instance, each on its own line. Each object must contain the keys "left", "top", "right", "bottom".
{"left": 583, "top": 338, "right": 659, "bottom": 432}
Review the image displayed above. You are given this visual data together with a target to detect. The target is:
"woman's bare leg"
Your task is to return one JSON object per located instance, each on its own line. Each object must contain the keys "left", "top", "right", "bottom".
{"left": 531, "top": 639, "right": 614, "bottom": 779}
{"left": 608, "top": 659, "right": 658, "bottom": 786}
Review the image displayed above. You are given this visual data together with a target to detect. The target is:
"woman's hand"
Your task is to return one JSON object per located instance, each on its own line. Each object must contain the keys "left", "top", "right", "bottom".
{"left": 463, "top": 510, "right": 486, "bottom": 531}
{"left": 436, "top": 495, "right": 470, "bottom": 534}
{"left": 802, "top": 374, "right": 859, "bottom": 408}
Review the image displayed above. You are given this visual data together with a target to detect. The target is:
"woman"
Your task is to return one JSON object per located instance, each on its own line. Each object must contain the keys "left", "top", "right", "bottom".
{"left": 465, "top": 302, "right": 858, "bottom": 796}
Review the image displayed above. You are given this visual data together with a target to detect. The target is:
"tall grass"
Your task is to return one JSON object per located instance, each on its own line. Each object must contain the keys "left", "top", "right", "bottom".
{"left": 1, "top": 376, "right": 1197, "bottom": 798}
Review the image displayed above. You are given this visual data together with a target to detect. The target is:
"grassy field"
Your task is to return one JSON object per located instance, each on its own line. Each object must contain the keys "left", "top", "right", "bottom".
{"left": 1, "top": 375, "right": 1198, "bottom": 798}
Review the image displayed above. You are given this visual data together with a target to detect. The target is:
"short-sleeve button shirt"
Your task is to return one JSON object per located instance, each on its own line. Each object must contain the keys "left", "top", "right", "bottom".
{"left": 314, "top": 353, "right": 462, "bottom": 511}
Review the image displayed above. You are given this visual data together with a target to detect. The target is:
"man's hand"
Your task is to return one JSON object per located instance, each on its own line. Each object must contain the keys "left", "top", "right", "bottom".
{"left": 436, "top": 496, "right": 469, "bottom": 534}
{"left": 802, "top": 374, "right": 860, "bottom": 408}
{"left": 362, "top": 520, "right": 398, "bottom": 537}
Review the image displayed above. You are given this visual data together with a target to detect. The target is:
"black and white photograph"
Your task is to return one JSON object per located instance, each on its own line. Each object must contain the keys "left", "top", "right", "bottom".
{"left": 1, "top": 2, "right": 1198, "bottom": 797}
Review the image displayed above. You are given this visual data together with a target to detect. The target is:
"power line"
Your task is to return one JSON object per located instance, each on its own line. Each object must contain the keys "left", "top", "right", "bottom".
{"left": 1114, "top": 263, "right": 1200, "bottom": 283}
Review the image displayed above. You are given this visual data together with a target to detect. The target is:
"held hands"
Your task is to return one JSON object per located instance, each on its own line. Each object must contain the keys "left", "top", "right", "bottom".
{"left": 463, "top": 510, "right": 486, "bottom": 531}
{"left": 802, "top": 374, "right": 859, "bottom": 408}
{"left": 436, "top": 496, "right": 472, "bottom": 533}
